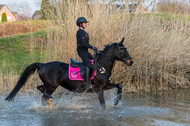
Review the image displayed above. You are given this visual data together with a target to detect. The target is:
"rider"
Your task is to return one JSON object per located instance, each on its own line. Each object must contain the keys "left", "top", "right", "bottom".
{"left": 76, "top": 17, "right": 98, "bottom": 91}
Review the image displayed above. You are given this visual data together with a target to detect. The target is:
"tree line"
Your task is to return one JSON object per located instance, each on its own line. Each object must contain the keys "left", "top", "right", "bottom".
{"left": 40, "top": 0, "right": 190, "bottom": 20}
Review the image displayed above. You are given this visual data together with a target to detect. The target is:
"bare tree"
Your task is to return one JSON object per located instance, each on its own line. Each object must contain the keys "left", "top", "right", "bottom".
{"left": 6, "top": 2, "right": 31, "bottom": 16}
{"left": 19, "top": 2, "right": 31, "bottom": 15}
{"left": 6, "top": 2, "right": 20, "bottom": 13}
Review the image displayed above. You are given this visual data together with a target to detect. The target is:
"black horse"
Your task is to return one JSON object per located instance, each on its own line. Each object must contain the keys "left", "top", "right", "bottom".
{"left": 5, "top": 38, "right": 133, "bottom": 108}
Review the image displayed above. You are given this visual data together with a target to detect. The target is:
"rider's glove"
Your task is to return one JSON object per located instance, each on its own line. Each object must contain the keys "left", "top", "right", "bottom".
{"left": 93, "top": 46, "right": 98, "bottom": 54}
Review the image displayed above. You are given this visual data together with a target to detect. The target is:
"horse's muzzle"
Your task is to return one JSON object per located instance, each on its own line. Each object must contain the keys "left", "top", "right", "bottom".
{"left": 125, "top": 59, "right": 133, "bottom": 66}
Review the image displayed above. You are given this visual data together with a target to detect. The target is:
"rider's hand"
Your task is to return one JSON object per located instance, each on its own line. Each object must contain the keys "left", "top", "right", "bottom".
{"left": 93, "top": 46, "right": 98, "bottom": 53}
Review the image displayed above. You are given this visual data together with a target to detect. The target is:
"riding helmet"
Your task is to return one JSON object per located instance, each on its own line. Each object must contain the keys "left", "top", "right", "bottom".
{"left": 76, "top": 17, "right": 88, "bottom": 27}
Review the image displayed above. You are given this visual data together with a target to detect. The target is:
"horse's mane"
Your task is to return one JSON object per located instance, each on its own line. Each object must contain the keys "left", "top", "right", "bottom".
{"left": 99, "top": 43, "right": 117, "bottom": 53}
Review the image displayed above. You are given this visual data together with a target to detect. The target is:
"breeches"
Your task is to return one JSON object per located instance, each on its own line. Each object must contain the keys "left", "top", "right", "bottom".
{"left": 77, "top": 49, "right": 93, "bottom": 70}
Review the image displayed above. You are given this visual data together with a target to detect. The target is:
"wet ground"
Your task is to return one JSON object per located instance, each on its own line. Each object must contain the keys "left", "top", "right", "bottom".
{"left": 1, "top": 89, "right": 190, "bottom": 126}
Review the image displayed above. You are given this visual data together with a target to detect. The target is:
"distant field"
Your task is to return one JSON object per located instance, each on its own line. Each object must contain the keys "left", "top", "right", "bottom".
{"left": 0, "top": 20, "right": 50, "bottom": 37}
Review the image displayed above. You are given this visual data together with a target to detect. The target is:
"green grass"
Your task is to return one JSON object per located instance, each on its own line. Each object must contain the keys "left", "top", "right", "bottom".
{"left": 154, "top": 12, "right": 190, "bottom": 21}
{"left": 112, "top": 12, "right": 190, "bottom": 22}
{"left": 0, "top": 30, "right": 47, "bottom": 74}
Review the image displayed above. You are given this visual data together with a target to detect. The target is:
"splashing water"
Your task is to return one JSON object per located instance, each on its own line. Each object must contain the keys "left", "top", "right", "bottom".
{"left": 1, "top": 89, "right": 190, "bottom": 126}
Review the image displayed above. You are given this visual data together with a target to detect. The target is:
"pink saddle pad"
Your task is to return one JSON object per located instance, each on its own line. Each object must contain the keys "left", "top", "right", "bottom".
{"left": 68, "top": 60, "right": 96, "bottom": 81}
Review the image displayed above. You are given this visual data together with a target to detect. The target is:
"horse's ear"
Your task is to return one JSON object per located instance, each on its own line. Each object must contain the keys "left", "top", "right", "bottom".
{"left": 120, "top": 37, "right": 125, "bottom": 44}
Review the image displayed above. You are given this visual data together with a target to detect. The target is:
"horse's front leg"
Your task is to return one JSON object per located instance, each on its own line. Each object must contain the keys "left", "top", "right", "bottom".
{"left": 97, "top": 90, "right": 105, "bottom": 108}
{"left": 103, "top": 83, "right": 122, "bottom": 106}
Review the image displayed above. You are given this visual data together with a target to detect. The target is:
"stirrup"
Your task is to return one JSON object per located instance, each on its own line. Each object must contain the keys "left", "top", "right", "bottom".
{"left": 99, "top": 67, "right": 106, "bottom": 74}
{"left": 83, "top": 85, "right": 94, "bottom": 94}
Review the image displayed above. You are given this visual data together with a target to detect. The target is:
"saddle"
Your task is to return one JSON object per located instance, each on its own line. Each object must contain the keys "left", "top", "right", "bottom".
{"left": 70, "top": 58, "right": 85, "bottom": 68}
{"left": 68, "top": 58, "right": 96, "bottom": 81}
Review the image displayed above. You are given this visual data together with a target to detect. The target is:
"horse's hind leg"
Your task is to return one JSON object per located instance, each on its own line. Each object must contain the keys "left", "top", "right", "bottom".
{"left": 37, "top": 85, "right": 53, "bottom": 106}
{"left": 37, "top": 85, "right": 46, "bottom": 94}
{"left": 41, "top": 85, "right": 57, "bottom": 106}
{"left": 103, "top": 83, "right": 122, "bottom": 106}
{"left": 41, "top": 94, "right": 53, "bottom": 106}
{"left": 37, "top": 83, "right": 57, "bottom": 106}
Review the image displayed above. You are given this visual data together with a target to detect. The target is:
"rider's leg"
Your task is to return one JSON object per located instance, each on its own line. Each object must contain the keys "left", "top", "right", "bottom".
{"left": 77, "top": 50, "right": 94, "bottom": 91}
{"left": 88, "top": 52, "right": 93, "bottom": 60}
{"left": 85, "top": 67, "right": 91, "bottom": 89}
{"left": 83, "top": 63, "right": 93, "bottom": 91}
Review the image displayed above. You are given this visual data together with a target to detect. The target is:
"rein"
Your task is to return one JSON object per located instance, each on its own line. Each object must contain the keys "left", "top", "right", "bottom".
{"left": 96, "top": 52, "right": 114, "bottom": 60}
{"left": 94, "top": 43, "right": 122, "bottom": 74}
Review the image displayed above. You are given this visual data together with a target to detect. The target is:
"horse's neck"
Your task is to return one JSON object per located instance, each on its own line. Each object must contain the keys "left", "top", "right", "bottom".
{"left": 97, "top": 52, "right": 115, "bottom": 77}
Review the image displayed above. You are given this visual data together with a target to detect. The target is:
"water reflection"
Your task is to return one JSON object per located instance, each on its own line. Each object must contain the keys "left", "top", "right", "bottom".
{"left": 1, "top": 89, "right": 190, "bottom": 126}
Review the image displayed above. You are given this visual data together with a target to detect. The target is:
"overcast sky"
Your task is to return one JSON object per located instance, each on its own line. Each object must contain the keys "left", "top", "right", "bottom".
{"left": 0, "top": 0, "right": 41, "bottom": 16}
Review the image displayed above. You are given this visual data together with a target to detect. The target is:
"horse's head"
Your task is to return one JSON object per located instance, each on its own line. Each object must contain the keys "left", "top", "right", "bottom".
{"left": 114, "top": 38, "right": 133, "bottom": 66}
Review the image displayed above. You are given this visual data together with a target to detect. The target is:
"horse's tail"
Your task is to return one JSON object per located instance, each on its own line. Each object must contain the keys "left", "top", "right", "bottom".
{"left": 5, "top": 63, "right": 42, "bottom": 101}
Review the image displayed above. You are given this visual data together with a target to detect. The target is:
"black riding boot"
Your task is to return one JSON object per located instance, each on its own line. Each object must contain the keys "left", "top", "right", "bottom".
{"left": 85, "top": 67, "right": 91, "bottom": 91}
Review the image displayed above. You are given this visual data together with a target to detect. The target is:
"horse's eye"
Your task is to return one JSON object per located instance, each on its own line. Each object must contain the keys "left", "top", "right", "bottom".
{"left": 120, "top": 49, "right": 126, "bottom": 53}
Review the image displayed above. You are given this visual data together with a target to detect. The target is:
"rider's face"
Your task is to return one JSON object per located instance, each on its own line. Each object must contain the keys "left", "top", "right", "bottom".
{"left": 82, "top": 22, "right": 87, "bottom": 29}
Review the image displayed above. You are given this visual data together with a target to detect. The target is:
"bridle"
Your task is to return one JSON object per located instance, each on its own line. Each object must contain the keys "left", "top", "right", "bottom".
{"left": 94, "top": 43, "right": 128, "bottom": 74}
{"left": 117, "top": 43, "right": 126, "bottom": 50}
{"left": 96, "top": 43, "right": 126, "bottom": 60}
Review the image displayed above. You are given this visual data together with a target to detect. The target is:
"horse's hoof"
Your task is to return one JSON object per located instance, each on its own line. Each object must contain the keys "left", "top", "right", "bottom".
{"left": 114, "top": 94, "right": 122, "bottom": 106}
{"left": 114, "top": 99, "right": 119, "bottom": 106}
{"left": 41, "top": 96, "right": 53, "bottom": 106}
{"left": 47, "top": 98, "right": 53, "bottom": 106}
{"left": 101, "top": 105, "right": 106, "bottom": 108}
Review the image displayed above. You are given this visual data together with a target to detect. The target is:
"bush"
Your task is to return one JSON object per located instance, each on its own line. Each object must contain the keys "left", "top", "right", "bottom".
{"left": 40, "top": 0, "right": 52, "bottom": 20}
{"left": 2, "top": 13, "right": 7, "bottom": 22}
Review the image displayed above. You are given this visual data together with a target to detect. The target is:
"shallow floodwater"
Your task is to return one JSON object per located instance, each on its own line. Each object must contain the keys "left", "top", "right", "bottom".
{"left": 1, "top": 89, "right": 190, "bottom": 126}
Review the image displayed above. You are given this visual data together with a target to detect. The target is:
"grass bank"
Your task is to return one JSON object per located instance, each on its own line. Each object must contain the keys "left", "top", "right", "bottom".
{"left": 0, "top": 30, "right": 48, "bottom": 92}
{"left": 0, "top": 20, "right": 50, "bottom": 37}
{"left": 0, "top": 30, "right": 47, "bottom": 73}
